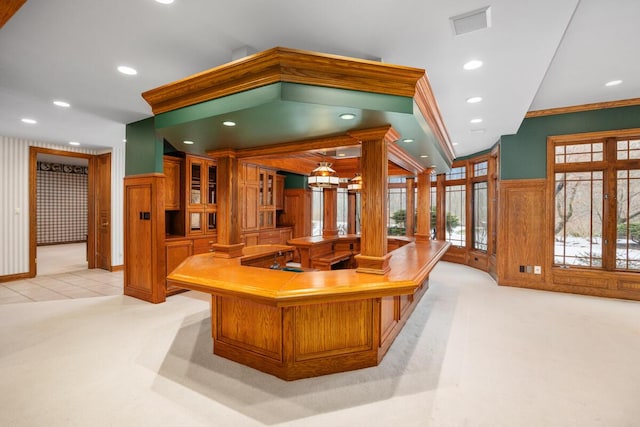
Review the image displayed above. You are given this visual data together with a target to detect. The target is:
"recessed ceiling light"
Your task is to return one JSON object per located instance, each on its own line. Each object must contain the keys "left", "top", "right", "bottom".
{"left": 21, "top": 118, "right": 37, "bottom": 124}
{"left": 463, "top": 60, "right": 483, "bottom": 70}
{"left": 466, "top": 96, "right": 482, "bottom": 104}
{"left": 117, "top": 65, "right": 137, "bottom": 76}
{"left": 605, "top": 80, "right": 622, "bottom": 87}
{"left": 337, "top": 153, "right": 346, "bottom": 157}
{"left": 470, "top": 118, "right": 483, "bottom": 124}
{"left": 53, "top": 100, "right": 71, "bottom": 108}
{"left": 453, "top": 142, "right": 460, "bottom": 146}
{"left": 420, "top": 155, "right": 429, "bottom": 158}
{"left": 339, "top": 113, "right": 356, "bottom": 120}
{"left": 155, "top": 0, "right": 174, "bottom": 3}
{"left": 402, "top": 138, "right": 415, "bottom": 143}
{"left": 123, "top": 138, "right": 127, "bottom": 143}
{"left": 222, "top": 121, "right": 236, "bottom": 127}
{"left": 69, "top": 141, "right": 80, "bottom": 146}
{"left": 183, "top": 140, "right": 195, "bottom": 145}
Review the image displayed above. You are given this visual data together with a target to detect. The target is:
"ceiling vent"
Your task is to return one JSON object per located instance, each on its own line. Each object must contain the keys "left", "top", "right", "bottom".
{"left": 450, "top": 6, "right": 492, "bottom": 36}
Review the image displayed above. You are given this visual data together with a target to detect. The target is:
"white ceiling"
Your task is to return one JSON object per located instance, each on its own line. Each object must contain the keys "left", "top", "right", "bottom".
{"left": 1, "top": 0, "right": 638, "bottom": 158}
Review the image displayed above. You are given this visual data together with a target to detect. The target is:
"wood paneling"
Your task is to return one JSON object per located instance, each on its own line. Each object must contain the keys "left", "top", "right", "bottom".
{"left": 0, "top": 0, "right": 26, "bottom": 29}
{"left": 294, "top": 300, "right": 373, "bottom": 361}
{"left": 497, "top": 179, "right": 547, "bottom": 286}
{"left": 280, "top": 189, "right": 310, "bottom": 238}
{"left": 216, "top": 296, "right": 282, "bottom": 361}
{"left": 123, "top": 174, "right": 166, "bottom": 303}
{"left": 165, "top": 239, "right": 192, "bottom": 295}
{"left": 379, "top": 296, "right": 398, "bottom": 344}
{"left": 163, "top": 156, "right": 182, "bottom": 210}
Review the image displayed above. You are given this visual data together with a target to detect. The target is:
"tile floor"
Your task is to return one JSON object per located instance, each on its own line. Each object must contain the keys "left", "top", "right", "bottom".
{"left": 0, "top": 243, "right": 123, "bottom": 305}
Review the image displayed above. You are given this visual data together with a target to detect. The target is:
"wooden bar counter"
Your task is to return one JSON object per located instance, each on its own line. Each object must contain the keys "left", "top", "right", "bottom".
{"left": 167, "top": 239, "right": 450, "bottom": 380}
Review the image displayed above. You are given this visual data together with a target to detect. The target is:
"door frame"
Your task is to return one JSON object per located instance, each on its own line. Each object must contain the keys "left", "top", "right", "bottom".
{"left": 28, "top": 147, "right": 107, "bottom": 277}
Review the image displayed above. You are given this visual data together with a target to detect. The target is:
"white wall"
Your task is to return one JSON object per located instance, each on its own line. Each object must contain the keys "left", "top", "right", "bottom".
{"left": 0, "top": 136, "right": 125, "bottom": 276}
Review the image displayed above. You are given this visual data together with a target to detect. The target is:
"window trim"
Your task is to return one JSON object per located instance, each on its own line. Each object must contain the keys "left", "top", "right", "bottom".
{"left": 547, "top": 128, "right": 640, "bottom": 273}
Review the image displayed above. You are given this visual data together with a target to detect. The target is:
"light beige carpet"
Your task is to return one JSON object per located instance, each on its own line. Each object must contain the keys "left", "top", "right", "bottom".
{"left": 1, "top": 262, "right": 639, "bottom": 426}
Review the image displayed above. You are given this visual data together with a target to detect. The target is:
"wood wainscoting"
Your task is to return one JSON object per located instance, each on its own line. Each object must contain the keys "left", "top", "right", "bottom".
{"left": 497, "top": 179, "right": 548, "bottom": 288}
{"left": 496, "top": 178, "right": 640, "bottom": 301}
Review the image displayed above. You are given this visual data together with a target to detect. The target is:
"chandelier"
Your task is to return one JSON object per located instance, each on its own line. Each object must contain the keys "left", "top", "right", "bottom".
{"left": 308, "top": 161, "right": 339, "bottom": 188}
{"left": 347, "top": 173, "right": 362, "bottom": 192}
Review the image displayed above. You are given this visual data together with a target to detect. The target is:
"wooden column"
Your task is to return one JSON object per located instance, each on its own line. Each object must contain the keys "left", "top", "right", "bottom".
{"left": 211, "top": 150, "right": 244, "bottom": 258}
{"left": 347, "top": 190, "right": 357, "bottom": 234}
{"left": 352, "top": 126, "right": 399, "bottom": 274}
{"left": 415, "top": 169, "right": 433, "bottom": 242}
{"left": 405, "top": 177, "right": 415, "bottom": 237}
{"left": 322, "top": 187, "right": 339, "bottom": 238}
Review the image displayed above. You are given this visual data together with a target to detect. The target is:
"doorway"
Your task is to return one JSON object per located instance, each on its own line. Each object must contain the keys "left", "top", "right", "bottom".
{"left": 29, "top": 147, "right": 111, "bottom": 277}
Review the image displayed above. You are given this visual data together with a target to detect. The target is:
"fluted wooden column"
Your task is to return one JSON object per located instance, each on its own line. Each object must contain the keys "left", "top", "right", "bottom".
{"left": 210, "top": 150, "right": 244, "bottom": 258}
{"left": 406, "top": 177, "right": 415, "bottom": 237}
{"left": 415, "top": 169, "right": 433, "bottom": 242}
{"left": 322, "top": 187, "right": 339, "bottom": 238}
{"left": 352, "top": 126, "right": 399, "bottom": 274}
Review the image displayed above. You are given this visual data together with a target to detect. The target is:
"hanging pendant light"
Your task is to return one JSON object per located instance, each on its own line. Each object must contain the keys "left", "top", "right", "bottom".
{"left": 308, "top": 161, "right": 340, "bottom": 188}
{"left": 347, "top": 173, "right": 362, "bottom": 192}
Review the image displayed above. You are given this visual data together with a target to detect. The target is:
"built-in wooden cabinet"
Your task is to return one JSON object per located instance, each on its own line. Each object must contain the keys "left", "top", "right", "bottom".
{"left": 275, "top": 174, "right": 285, "bottom": 210}
{"left": 186, "top": 155, "right": 217, "bottom": 236}
{"left": 259, "top": 168, "right": 276, "bottom": 229}
{"left": 165, "top": 239, "right": 192, "bottom": 295}
{"left": 163, "top": 156, "right": 182, "bottom": 210}
{"left": 241, "top": 162, "right": 280, "bottom": 236}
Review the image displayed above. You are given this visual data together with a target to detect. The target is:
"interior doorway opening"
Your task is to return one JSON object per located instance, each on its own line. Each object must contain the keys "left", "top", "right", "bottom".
{"left": 29, "top": 147, "right": 112, "bottom": 278}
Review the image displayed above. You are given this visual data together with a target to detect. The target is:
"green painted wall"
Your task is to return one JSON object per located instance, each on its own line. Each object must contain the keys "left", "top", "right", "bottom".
{"left": 125, "top": 117, "right": 164, "bottom": 176}
{"left": 283, "top": 172, "right": 307, "bottom": 189}
{"left": 500, "top": 105, "right": 640, "bottom": 180}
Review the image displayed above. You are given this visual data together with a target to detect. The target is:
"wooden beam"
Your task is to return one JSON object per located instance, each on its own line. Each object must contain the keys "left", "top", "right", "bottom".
{"left": 0, "top": 0, "right": 26, "bottom": 29}
{"left": 415, "top": 76, "right": 455, "bottom": 164}
{"left": 143, "top": 47, "right": 425, "bottom": 115}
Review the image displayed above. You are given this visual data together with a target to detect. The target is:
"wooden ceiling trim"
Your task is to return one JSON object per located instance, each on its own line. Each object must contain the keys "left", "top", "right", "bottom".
{"left": 219, "top": 133, "right": 360, "bottom": 159}
{"left": 142, "top": 47, "right": 425, "bottom": 115}
{"left": 415, "top": 76, "right": 455, "bottom": 164}
{"left": 388, "top": 143, "right": 425, "bottom": 175}
{"left": 526, "top": 97, "right": 640, "bottom": 118}
{"left": 0, "top": 0, "right": 27, "bottom": 29}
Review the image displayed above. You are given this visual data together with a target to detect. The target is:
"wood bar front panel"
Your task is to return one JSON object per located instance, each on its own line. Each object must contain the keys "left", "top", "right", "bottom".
{"left": 216, "top": 296, "right": 282, "bottom": 361}
{"left": 294, "top": 300, "right": 373, "bottom": 361}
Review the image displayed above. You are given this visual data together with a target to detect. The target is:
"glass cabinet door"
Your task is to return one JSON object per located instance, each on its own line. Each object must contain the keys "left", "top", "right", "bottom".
{"left": 206, "top": 212, "right": 216, "bottom": 232}
{"left": 207, "top": 164, "right": 216, "bottom": 205}
{"left": 190, "top": 162, "right": 202, "bottom": 205}
{"left": 189, "top": 211, "right": 203, "bottom": 233}
{"left": 266, "top": 172, "right": 273, "bottom": 206}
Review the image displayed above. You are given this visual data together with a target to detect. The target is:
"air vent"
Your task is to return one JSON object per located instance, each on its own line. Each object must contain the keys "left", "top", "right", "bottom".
{"left": 450, "top": 6, "right": 491, "bottom": 36}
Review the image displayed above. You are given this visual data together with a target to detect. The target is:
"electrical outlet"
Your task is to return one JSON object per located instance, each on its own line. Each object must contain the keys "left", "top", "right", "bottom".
{"left": 525, "top": 265, "right": 532, "bottom": 273}
{"left": 534, "top": 265, "right": 542, "bottom": 274}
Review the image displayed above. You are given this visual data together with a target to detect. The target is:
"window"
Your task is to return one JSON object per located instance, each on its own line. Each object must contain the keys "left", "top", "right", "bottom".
{"left": 336, "top": 187, "right": 348, "bottom": 235}
{"left": 311, "top": 187, "right": 323, "bottom": 236}
{"left": 554, "top": 171, "right": 603, "bottom": 267}
{"left": 473, "top": 161, "right": 488, "bottom": 177}
{"left": 473, "top": 181, "right": 488, "bottom": 251}
{"left": 616, "top": 169, "right": 640, "bottom": 270}
{"left": 446, "top": 166, "right": 466, "bottom": 181}
{"left": 445, "top": 184, "right": 465, "bottom": 247}
{"left": 552, "top": 135, "right": 640, "bottom": 272}
{"left": 388, "top": 183, "right": 407, "bottom": 236}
